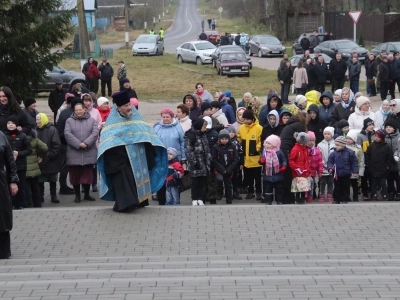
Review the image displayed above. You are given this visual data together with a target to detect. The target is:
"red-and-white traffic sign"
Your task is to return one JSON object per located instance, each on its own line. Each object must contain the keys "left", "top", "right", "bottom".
{"left": 349, "top": 11, "right": 362, "bottom": 24}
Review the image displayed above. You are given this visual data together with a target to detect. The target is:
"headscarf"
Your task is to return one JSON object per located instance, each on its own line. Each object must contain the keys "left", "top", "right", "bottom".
{"left": 340, "top": 87, "right": 354, "bottom": 110}
{"left": 380, "top": 99, "right": 391, "bottom": 116}
{"left": 36, "top": 113, "right": 49, "bottom": 128}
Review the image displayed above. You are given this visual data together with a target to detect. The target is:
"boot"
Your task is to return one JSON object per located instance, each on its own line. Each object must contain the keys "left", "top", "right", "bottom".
{"left": 297, "top": 198, "right": 305, "bottom": 204}
{"left": 318, "top": 194, "right": 325, "bottom": 203}
{"left": 51, "top": 195, "right": 60, "bottom": 204}
{"left": 50, "top": 182, "right": 59, "bottom": 203}
{"left": 73, "top": 185, "right": 81, "bottom": 203}
{"left": 389, "top": 193, "right": 395, "bottom": 201}
{"left": 83, "top": 184, "right": 95, "bottom": 201}
{"left": 306, "top": 193, "right": 314, "bottom": 203}
{"left": 256, "top": 194, "right": 263, "bottom": 201}
{"left": 92, "top": 184, "right": 98, "bottom": 192}
{"left": 233, "top": 193, "right": 242, "bottom": 200}
{"left": 326, "top": 193, "right": 333, "bottom": 203}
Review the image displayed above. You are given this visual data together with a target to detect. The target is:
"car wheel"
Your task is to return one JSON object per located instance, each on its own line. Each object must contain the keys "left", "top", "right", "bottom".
{"left": 248, "top": 48, "right": 252, "bottom": 56}
{"left": 212, "top": 60, "right": 216, "bottom": 68}
{"left": 258, "top": 50, "right": 263, "bottom": 58}
{"left": 196, "top": 57, "right": 202, "bottom": 65}
{"left": 177, "top": 55, "right": 183, "bottom": 63}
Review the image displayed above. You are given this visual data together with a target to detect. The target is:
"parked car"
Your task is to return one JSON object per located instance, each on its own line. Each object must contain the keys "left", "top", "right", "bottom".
{"left": 292, "top": 33, "right": 325, "bottom": 55}
{"left": 371, "top": 42, "right": 400, "bottom": 56}
{"left": 132, "top": 34, "right": 164, "bottom": 56}
{"left": 216, "top": 51, "right": 250, "bottom": 77}
{"left": 231, "top": 33, "right": 250, "bottom": 51}
{"left": 289, "top": 53, "right": 332, "bottom": 83}
{"left": 247, "top": 35, "right": 286, "bottom": 57}
{"left": 33, "top": 65, "right": 85, "bottom": 92}
{"left": 211, "top": 45, "right": 252, "bottom": 69}
{"left": 313, "top": 39, "right": 368, "bottom": 63}
{"left": 203, "top": 30, "right": 220, "bottom": 45}
{"left": 176, "top": 41, "right": 216, "bottom": 65}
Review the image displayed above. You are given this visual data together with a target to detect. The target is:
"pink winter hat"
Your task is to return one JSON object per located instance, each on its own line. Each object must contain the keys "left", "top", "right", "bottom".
{"left": 265, "top": 134, "right": 281, "bottom": 148}
{"left": 307, "top": 131, "right": 316, "bottom": 140}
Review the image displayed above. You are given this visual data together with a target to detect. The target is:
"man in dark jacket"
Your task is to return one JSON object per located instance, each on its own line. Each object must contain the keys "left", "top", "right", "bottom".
{"left": 98, "top": 58, "right": 114, "bottom": 97}
{"left": 315, "top": 55, "right": 329, "bottom": 93}
{"left": 48, "top": 81, "right": 67, "bottom": 123}
{"left": 348, "top": 56, "right": 361, "bottom": 93}
{"left": 234, "top": 32, "right": 240, "bottom": 46}
{"left": 220, "top": 32, "right": 229, "bottom": 46}
{"left": 277, "top": 61, "right": 292, "bottom": 104}
{"left": 388, "top": 53, "right": 400, "bottom": 99}
{"left": 305, "top": 58, "right": 318, "bottom": 91}
{"left": 301, "top": 50, "right": 311, "bottom": 62}
{"left": 308, "top": 31, "right": 319, "bottom": 53}
{"left": 300, "top": 34, "right": 310, "bottom": 53}
{"left": 119, "top": 78, "right": 138, "bottom": 100}
{"left": 329, "top": 53, "right": 347, "bottom": 92}
{"left": 69, "top": 79, "right": 89, "bottom": 98}
{"left": 365, "top": 53, "right": 377, "bottom": 96}
{"left": 199, "top": 31, "right": 207, "bottom": 40}
{"left": 379, "top": 55, "right": 390, "bottom": 100}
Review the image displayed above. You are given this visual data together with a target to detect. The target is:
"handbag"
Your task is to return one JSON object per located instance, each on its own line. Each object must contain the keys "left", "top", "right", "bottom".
{"left": 368, "top": 78, "right": 375, "bottom": 86}
{"left": 179, "top": 170, "right": 192, "bottom": 192}
{"left": 301, "top": 83, "right": 308, "bottom": 90}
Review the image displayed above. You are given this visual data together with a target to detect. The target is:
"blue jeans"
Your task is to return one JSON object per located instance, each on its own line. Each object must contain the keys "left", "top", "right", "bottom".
{"left": 165, "top": 186, "right": 180, "bottom": 205}
{"left": 350, "top": 80, "right": 359, "bottom": 93}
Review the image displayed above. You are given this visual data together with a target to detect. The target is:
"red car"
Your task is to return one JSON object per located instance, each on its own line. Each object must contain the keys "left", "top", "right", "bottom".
{"left": 204, "top": 30, "right": 220, "bottom": 45}
{"left": 216, "top": 51, "right": 250, "bottom": 77}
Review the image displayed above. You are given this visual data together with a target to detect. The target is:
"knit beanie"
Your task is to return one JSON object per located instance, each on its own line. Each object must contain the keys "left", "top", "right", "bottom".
{"left": 160, "top": 108, "right": 174, "bottom": 118}
{"left": 335, "top": 136, "right": 347, "bottom": 147}
{"left": 167, "top": 147, "right": 178, "bottom": 159}
{"left": 295, "top": 132, "right": 310, "bottom": 145}
{"left": 334, "top": 89, "right": 342, "bottom": 97}
{"left": 23, "top": 97, "right": 36, "bottom": 108}
{"left": 346, "top": 131, "right": 358, "bottom": 143}
{"left": 338, "top": 119, "right": 350, "bottom": 129}
{"left": 210, "top": 101, "right": 221, "bottom": 109}
{"left": 242, "top": 108, "right": 255, "bottom": 120}
{"left": 225, "top": 90, "right": 231, "bottom": 98}
{"left": 119, "top": 78, "right": 130, "bottom": 85}
{"left": 362, "top": 117, "right": 374, "bottom": 130}
{"left": 265, "top": 134, "right": 281, "bottom": 148}
{"left": 227, "top": 125, "right": 236, "bottom": 135}
{"left": 356, "top": 96, "right": 370, "bottom": 108}
{"left": 323, "top": 126, "right": 335, "bottom": 136}
{"left": 219, "top": 129, "right": 230, "bottom": 139}
{"left": 7, "top": 115, "right": 19, "bottom": 126}
{"left": 295, "top": 95, "right": 307, "bottom": 107}
{"left": 192, "top": 117, "right": 205, "bottom": 131}
{"left": 375, "top": 129, "right": 386, "bottom": 140}
{"left": 385, "top": 119, "right": 397, "bottom": 130}
{"left": 97, "top": 97, "right": 109, "bottom": 107}
{"left": 203, "top": 116, "right": 212, "bottom": 129}
{"left": 307, "top": 131, "right": 316, "bottom": 140}
{"left": 201, "top": 102, "right": 212, "bottom": 114}
{"left": 307, "top": 104, "right": 319, "bottom": 113}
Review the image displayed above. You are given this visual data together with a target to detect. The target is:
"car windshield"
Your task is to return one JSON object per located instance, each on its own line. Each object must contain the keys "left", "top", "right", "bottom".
{"left": 221, "top": 53, "right": 246, "bottom": 61}
{"left": 336, "top": 41, "right": 360, "bottom": 49}
{"left": 222, "top": 46, "right": 242, "bottom": 52}
{"left": 195, "top": 42, "right": 216, "bottom": 50}
{"left": 51, "top": 66, "right": 65, "bottom": 73}
{"left": 260, "top": 37, "right": 280, "bottom": 44}
{"left": 136, "top": 36, "right": 156, "bottom": 43}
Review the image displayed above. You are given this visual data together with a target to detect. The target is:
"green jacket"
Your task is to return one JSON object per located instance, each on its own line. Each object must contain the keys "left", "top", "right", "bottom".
{"left": 26, "top": 136, "right": 48, "bottom": 178}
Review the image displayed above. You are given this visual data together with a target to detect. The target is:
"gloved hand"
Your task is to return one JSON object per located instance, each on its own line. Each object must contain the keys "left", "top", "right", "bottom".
{"left": 259, "top": 157, "right": 266, "bottom": 164}
{"left": 278, "top": 166, "right": 286, "bottom": 173}
{"left": 394, "top": 155, "right": 399, "bottom": 162}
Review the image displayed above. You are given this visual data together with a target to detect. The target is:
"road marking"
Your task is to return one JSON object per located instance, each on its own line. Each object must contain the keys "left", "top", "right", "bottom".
{"left": 166, "top": 8, "right": 193, "bottom": 41}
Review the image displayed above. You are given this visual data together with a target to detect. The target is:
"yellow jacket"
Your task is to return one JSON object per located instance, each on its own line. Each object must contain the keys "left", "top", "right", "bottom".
{"left": 305, "top": 90, "right": 321, "bottom": 109}
{"left": 237, "top": 121, "right": 263, "bottom": 168}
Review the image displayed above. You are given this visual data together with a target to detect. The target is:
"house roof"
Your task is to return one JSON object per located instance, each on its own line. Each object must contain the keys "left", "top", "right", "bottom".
{"left": 62, "top": 0, "right": 97, "bottom": 11}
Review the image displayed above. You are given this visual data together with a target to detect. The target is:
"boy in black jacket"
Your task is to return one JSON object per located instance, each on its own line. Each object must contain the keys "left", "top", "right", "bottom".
{"left": 365, "top": 129, "right": 392, "bottom": 200}
{"left": 5, "top": 116, "right": 32, "bottom": 209}
{"left": 212, "top": 129, "right": 239, "bottom": 204}
{"left": 227, "top": 126, "right": 243, "bottom": 199}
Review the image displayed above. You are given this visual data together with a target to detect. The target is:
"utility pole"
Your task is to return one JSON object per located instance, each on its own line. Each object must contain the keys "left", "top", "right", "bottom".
{"left": 124, "top": 0, "right": 129, "bottom": 47}
{"left": 77, "top": 0, "right": 90, "bottom": 58}
{"left": 144, "top": 0, "right": 147, "bottom": 31}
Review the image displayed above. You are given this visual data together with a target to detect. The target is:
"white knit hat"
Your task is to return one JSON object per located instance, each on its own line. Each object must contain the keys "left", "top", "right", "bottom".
{"left": 356, "top": 96, "right": 370, "bottom": 108}
{"left": 295, "top": 95, "right": 307, "bottom": 106}
{"left": 97, "top": 97, "right": 109, "bottom": 107}
{"left": 323, "top": 126, "right": 335, "bottom": 136}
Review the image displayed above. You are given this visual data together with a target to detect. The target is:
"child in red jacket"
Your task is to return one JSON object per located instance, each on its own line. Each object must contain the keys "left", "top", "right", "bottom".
{"left": 307, "top": 131, "right": 323, "bottom": 203}
{"left": 289, "top": 132, "right": 311, "bottom": 204}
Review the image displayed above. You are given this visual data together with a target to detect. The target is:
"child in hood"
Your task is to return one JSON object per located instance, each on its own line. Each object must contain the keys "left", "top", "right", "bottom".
{"left": 289, "top": 132, "right": 311, "bottom": 204}
{"left": 261, "top": 110, "right": 283, "bottom": 142}
{"left": 306, "top": 131, "right": 323, "bottom": 203}
{"left": 317, "top": 126, "right": 335, "bottom": 203}
{"left": 165, "top": 147, "right": 184, "bottom": 205}
{"left": 346, "top": 131, "right": 365, "bottom": 202}
{"left": 227, "top": 126, "right": 244, "bottom": 199}
{"left": 318, "top": 91, "right": 336, "bottom": 124}
{"left": 259, "top": 135, "right": 287, "bottom": 205}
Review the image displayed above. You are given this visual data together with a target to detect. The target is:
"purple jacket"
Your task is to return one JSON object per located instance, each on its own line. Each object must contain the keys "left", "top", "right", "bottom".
{"left": 64, "top": 112, "right": 99, "bottom": 166}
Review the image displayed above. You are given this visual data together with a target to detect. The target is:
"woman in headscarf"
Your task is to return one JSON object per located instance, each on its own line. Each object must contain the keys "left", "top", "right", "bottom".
{"left": 329, "top": 87, "right": 356, "bottom": 128}
{"left": 375, "top": 99, "right": 391, "bottom": 129}
{"left": 232, "top": 107, "right": 246, "bottom": 133}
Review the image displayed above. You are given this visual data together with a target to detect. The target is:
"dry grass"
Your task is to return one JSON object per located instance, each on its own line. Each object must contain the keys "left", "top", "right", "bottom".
{"left": 58, "top": 50, "right": 280, "bottom": 100}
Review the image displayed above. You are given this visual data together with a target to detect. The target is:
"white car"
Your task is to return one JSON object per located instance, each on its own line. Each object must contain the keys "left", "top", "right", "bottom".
{"left": 176, "top": 41, "right": 216, "bottom": 65}
{"left": 132, "top": 34, "right": 164, "bottom": 56}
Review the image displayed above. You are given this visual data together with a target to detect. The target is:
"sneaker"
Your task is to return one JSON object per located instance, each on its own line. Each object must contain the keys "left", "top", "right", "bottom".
{"left": 371, "top": 194, "right": 378, "bottom": 200}
{"left": 226, "top": 200, "right": 232, "bottom": 204}
{"left": 152, "top": 194, "right": 158, "bottom": 201}
{"left": 245, "top": 194, "right": 255, "bottom": 199}
{"left": 216, "top": 194, "right": 222, "bottom": 200}
{"left": 192, "top": 200, "right": 198, "bottom": 206}
{"left": 197, "top": 200, "right": 205, "bottom": 206}
{"left": 256, "top": 194, "right": 263, "bottom": 201}
{"left": 92, "top": 184, "right": 98, "bottom": 192}
{"left": 51, "top": 196, "right": 60, "bottom": 204}
{"left": 233, "top": 193, "right": 242, "bottom": 200}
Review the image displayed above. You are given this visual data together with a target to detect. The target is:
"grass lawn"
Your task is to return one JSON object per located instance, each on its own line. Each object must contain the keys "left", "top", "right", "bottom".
{"left": 59, "top": 51, "right": 280, "bottom": 100}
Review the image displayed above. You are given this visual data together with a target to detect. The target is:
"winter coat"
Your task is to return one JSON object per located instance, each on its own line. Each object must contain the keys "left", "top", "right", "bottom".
{"left": 37, "top": 123, "right": 62, "bottom": 174}
{"left": 212, "top": 109, "right": 229, "bottom": 126}
{"left": 385, "top": 131, "right": 399, "bottom": 172}
{"left": 305, "top": 63, "right": 318, "bottom": 88}
{"left": 88, "top": 64, "right": 101, "bottom": 80}
{"left": 348, "top": 61, "right": 361, "bottom": 81}
{"left": 365, "top": 141, "right": 392, "bottom": 177}
{"left": 98, "top": 62, "right": 114, "bottom": 81}
{"left": 0, "top": 131, "right": 18, "bottom": 233}
{"left": 375, "top": 106, "right": 390, "bottom": 130}
{"left": 277, "top": 65, "right": 292, "bottom": 83}
{"left": 308, "top": 146, "right": 323, "bottom": 177}
{"left": 0, "top": 108, "right": 31, "bottom": 136}
{"left": 56, "top": 107, "right": 73, "bottom": 145}
{"left": 212, "top": 140, "right": 239, "bottom": 175}
{"left": 230, "top": 137, "right": 244, "bottom": 166}
{"left": 184, "top": 128, "right": 212, "bottom": 177}
{"left": 48, "top": 88, "right": 67, "bottom": 114}
{"left": 165, "top": 159, "right": 184, "bottom": 188}
{"left": 261, "top": 110, "right": 283, "bottom": 142}
{"left": 220, "top": 99, "right": 236, "bottom": 124}
{"left": 329, "top": 100, "right": 356, "bottom": 128}
{"left": 317, "top": 139, "right": 335, "bottom": 175}
{"left": 237, "top": 99, "right": 251, "bottom": 109}
{"left": 205, "top": 128, "right": 219, "bottom": 150}
{"left": 97, "top": 106, "right": 111, "bottom": 123}
{"left": 347, "top": 144, "right": 365, "bottom": 177}
{"left": 26, "top": 135, "right": 48, "bottom": 178}
{"left": 154, "top": 119, "right": 186, "bottom": 161}
{"left": 182, "top": 94, "right": 202, "bottom": 120}
{"left": 365, "top": 58, "right": 377, "bottom": 79}
{"left": 289, "top": 143, "right": 310, "bottom": 178}
{"left": 307, "top": 108, "right": 328, "bottom": 145}
{"left": 318, "top": 91, "right": 336, "bottom": 124}
{"left": 280, "top": 116, "right": 307, "bottom": 153}
{"left": 293, "top": 67, "right": 308, "bottom": 89}
{"left": 22, "top": 108, "right": 38, "bottom": 130}
{"left": 315, "top": 62, "right": 329, "bottom": 83}
{"left": 259, "top": 149, "right": 287, "bottom": 182}
{"left": 389, "top": 58, "right": 400, "bottom": 80}
{"left": 300, "top": 37, "right": 310, "bottom": 51}
{"left": 357, "top": 130, "right": 375, "bottom": 153}
{"left": 333, "top": 128, "right": 347, "bottom": 140}
{"left": 329, "top": 59, "right": 347, "bottom": 79}
{"left": 227, "top": 96, "right": 237, "bottom": 113}
{"left": 237, "top": 121, "right": 263, "bottom": 168}
{"left": 384, "top": 100, "right": 400, "bottom": 131}
{"left": 196, "top": 90, "right": 214, "bottom": 104}
{"left": 178, "top": 116, "right": 192, "bottom": 133}
{"left": 86, "top": 106, "right": 102, "bottom": 129}
{"left": 379, "top": 62, "right": 390, "bottom": 82}
{"left": 327, "top": 148, "right": 359, "bottom": 177}
{"left": 348, "top": 107, "right": 377, "bottom": 133}
{"left": 5, "top": 130, "right": 32, "bottom": 171}
{"left": 259, "top": 93, "right": 283, "bottom": 127}
{"left": 64, "top": 112, "right": 99, "bottom": 166}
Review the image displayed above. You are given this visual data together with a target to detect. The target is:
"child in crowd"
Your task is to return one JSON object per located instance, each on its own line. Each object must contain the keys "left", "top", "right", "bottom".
{"left": 203, "top": 116, "right": 219, "bottom": 203}
{"left": 346, "top": 131, "right": 364, "bottom": 202}
{"left": 212, "top": 129, "right": 239, "bottom": 204}
{"left": 317, "top": 126, "right": 335, "bottom": 202}
{"left": 289, "top": 132, "right": 310, "bottom": 204}
{"left": 259, "top": 135, "right": 287, "bottom": 205}
{"left": 365, "top": 129, "right": 392, "bottom": 200}
{"left": 237, "top": 109, "right": 263, "bottom": 200}
{"left": 5, "top": 116, "right": 32, "bottom": 209}
{"left": 165, "top": 147, "right": 184, "bottom": 205}
{"left": 261, "top": 110, "right": 283, "bottom": 142}
{"left": 328, "top": 136, "right": 359, "bottom": 204}
{"left": 357, "top": 117, "right": 375, "bottom": 200}
{"left": 227, "top": 126, "right": 243, "bottom": 199}
{"left": 279, "top": 110, "right": 292, "bottom": 127}
{"left": 306, "top": 131, "right": 323, "bottom": 203}
{"left": 384, "top": 120, "right": 400, "bottom": 200}
{"left": 25, "top": 129, "right": 48, "bottom": 208}
{"left": 334, "top": 119, "right": 350, "bottom": 139}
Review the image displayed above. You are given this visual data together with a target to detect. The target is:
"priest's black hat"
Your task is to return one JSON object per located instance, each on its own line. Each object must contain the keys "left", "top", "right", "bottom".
{"left": 112, "top": 90, "right": 130, "bottom": 107}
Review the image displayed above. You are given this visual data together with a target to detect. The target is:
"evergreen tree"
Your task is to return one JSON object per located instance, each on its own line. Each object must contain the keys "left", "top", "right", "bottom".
{"left": 0, "top": 0, "right": 75, "bottom": 102}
